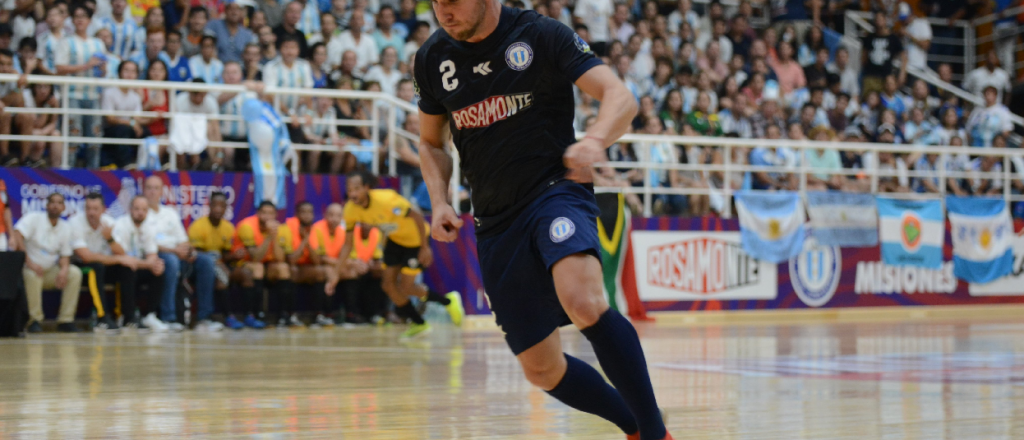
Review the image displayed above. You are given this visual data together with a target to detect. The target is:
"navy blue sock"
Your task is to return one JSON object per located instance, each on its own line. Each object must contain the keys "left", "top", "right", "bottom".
{"left": 581, "top": 309, "right": 665, "bottom": 440}
{"left": 545, "top": 354, "right": 638, "bottom": 435}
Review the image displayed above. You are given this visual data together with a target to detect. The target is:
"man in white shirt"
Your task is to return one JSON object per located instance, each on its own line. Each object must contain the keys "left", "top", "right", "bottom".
{"left": 609, "top": 3, "right": 633, "bottom": 45}
{"left": 174, "top": 78, "right": 227, "bottom": 169}
{"left": 963, "top": 50, "right": 1013, "bottom": 104}
{"left": 12, "top": 193, "right": 82, "bottom": 333}
{"left": 71, "top": 193, "right": 165, "bottom": 332}
{"left": 572, "top": 0, "right": 612, "bottom": 55}
{"left": 142, "top": 175, "right": 223, "bottom": 332}
{"left": 900, "top": 3, "right": 931, "bottom": 72}
{"left": 111, "top": 195, "right": 172, "bottom": 331}
{"left": 329, "top": 11, "right": 377, "bottom": 73}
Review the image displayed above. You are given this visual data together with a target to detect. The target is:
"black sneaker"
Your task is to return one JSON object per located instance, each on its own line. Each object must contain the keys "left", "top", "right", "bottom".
{"left": 93, "top": 316, "right": 120, "bottom": 334}
{"left": 26, "top": 321, "right": 42, "bottom": 333}
{"left": 56, "top": 323, "right": 79, "bottom": 333}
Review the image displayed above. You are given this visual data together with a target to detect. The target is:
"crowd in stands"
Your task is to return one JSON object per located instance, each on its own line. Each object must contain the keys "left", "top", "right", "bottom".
{"left": 6, "top": 174, "right": 393, "bottom": 333}
{"left": 0, "top": 0, "right": 1020, "bottom": 217}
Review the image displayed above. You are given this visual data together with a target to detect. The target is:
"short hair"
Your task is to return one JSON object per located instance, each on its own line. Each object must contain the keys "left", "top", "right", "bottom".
{"left": 118, "top": 60, "right": 138, "bottom": 77}
{"left": 0, "top": 48, "right": 15, "bottom": 59}
{"left": 837, "top": 92, "right": 851, "bottom": 101}
{"left": 85, "top": 192, "right": 104, "bottom": 203}
{"left": 190, "top": 6, "right": 208, "bottom": 18}
{"left": 166, "top": 29, "right": 182, "bottom": 40}
{"left": 346, "top": 169, "right": 377, "bottom": 188}
{"left": 378, "top": 5, "right": 395, "bottom": 15}
{"left": 70, "top": 4, "right": 93, "bottom": 19}
{"left": 0, "top": 23, "right": 12, "bottom": 37}
{"left": 257, "top": 201, "right": 277, "bottom": 211}
{"left": 296, "top": 200, "right": 313, "bottom": 211}
{"left": 279, "top": 34, "right": 302, "bottom": 47}
{"left": 47, "top": 193, "right": 65, "bottom": 203}
{"left": 309, "top": 41, "right": 326, "bottom": 56}
{"left": 573, "top": 23, "right": 589, "bottom": 33}
{"left": 17, "top": 37, "right": 35, "bottom": 52}
{"left": 200, "top": 35, "right": 217, "bottom": 47}
{"left": 210, "top": 191, "right": 227, "bottom": 202}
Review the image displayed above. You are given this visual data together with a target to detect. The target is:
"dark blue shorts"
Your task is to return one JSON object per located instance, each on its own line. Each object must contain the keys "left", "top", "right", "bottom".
{"left": 476, "top": 181, "right": 601, "bottom": 355}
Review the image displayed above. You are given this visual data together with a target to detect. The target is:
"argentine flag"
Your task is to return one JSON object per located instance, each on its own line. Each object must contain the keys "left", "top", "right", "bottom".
{"left": 877, "top": 198, "right": 944, "bottom": 269}
{"left": 735, "top": 192, "right": 806, "bottom": 263}
{"left": 947, "top": 197, "right": 1014, "bottom": 283}
{"left": 806, "top": 191, "right": 878, "bottom": 247}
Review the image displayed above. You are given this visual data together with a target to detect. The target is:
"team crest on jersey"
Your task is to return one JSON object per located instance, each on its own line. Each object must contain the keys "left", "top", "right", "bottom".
{"left": 573, "top": 33, "right": 591, "bottom": 53}
{"left": 451, "top": 93, "right": 534, "bottom": 129}
{"left": 550, "top": 217, "right": 575, "bottom": 243}
{"left": 505, "top": 42, "right": 533, "bottom": 71}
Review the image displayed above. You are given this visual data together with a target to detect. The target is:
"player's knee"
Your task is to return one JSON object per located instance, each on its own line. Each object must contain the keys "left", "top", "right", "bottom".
{"left": 519, "top": 356, "right": 567, "bottom": 390}
{"left": 246, "top": 263, "right": 264, "bottom": 280}
{"left": 560, "top": 289, "right": 609, "bottom": 328}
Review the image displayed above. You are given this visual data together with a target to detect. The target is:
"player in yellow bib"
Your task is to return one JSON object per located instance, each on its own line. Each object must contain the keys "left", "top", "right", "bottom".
{"left": 326, "top": 170, "right": 464, "bottom": 340}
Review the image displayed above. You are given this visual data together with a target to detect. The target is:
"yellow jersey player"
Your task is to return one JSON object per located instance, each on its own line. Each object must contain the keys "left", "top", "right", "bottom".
{"left": 326, "top": 170, "right": 464, "bottom": 340}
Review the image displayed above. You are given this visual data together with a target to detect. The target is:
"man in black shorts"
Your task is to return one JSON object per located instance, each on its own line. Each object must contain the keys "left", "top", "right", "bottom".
{"left": 414, "top": 2, "right": 671, "bottom": 439}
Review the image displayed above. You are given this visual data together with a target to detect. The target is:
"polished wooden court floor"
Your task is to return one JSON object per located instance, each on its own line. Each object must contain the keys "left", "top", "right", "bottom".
{"left": 2, "top": 310, "right": 1024, "bottom": 439}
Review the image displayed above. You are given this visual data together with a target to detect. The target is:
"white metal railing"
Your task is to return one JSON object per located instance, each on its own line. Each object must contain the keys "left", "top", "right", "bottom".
{"left": 2, "top": 74, "right": 1022, "bottom": 221}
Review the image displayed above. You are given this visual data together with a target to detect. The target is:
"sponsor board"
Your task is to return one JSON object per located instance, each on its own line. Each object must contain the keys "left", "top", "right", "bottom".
{"left": 969, "top": 236, "right": 1024, "bottom": 296}
{"left": 631, "top": 231, "right": 778, "bottom": 301}
{"left": 854, "top": 261, "right": 957, "bottom": 295}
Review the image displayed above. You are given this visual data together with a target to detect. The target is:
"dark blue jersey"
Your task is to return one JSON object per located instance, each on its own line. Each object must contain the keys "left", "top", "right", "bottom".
{"left": 414, "top": 7, "right": 602, "bottom": 235}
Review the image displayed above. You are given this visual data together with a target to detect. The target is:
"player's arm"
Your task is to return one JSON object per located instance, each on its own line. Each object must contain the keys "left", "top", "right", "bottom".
{"left": 564, "top": 65, "right": 639, "bottom": 182}
{"left": 407, "top": 208, "right": 433, "bottom": 267}
{"left": 246, "top": 234, "right": 274, "bottom": 262}
{"left": 419, "top": 111, "right": 463, "bottom": 242}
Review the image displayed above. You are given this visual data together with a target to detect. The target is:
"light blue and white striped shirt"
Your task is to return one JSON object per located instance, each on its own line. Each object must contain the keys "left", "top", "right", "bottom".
{"left": 133, "top": 27, "right": 149, "bottom": 57}
{"left": 297, "top": 0, "right": 322, "bottom": 37}
{"left": 220, "top": 90, "right": 250, "bottom": 139}
{"left": 98, "top": 16, "right": 139, "bottom": 60}
{"left": 54, "top": 34, "right": 106, "bottom": 100}
{"left": 188, "top": 55, "right": 224, "bottom": 84}
{"left": 36, "top": 30, "right": 64, "bottom": 72}
{"left": 128, "top": 49, "right": 172, "bottom": 79}
{"left": 262, "top": 58, "right": 314, "bottom": 110}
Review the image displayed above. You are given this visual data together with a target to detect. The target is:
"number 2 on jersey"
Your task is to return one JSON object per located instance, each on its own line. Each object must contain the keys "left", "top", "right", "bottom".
{"left": 440, "top": 60, "right": 458, "bottom": 91}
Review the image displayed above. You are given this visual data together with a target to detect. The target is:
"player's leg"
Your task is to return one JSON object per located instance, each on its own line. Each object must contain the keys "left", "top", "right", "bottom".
{"left": 233, "top": 263, "right": 267, "bottom": 328}
{"left": 395, "top": 270, "right": 464, "bottom": 326}
{"left": 552, "top": 254, "right": 666, "bottom": 440}
{"left": 517, "top": 329, "right": 639, "bottom": 436}
{"left": 296, "top": 264, "right": 332, "bottom": 326}
{"left": 267, "top": 262, "right": 298, "bottom": 326}
{"left": 381, "top": 265, "right": 429, "bottom": 338}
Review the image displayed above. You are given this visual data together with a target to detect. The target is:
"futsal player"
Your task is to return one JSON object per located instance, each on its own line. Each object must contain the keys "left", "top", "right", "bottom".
{"left": 285, "top": 201, "right": 333, "bottom": 327}
{"left": 413, "top": 2, "right": 671, "bottom": 439}
{"left": 325, "top": 170, "right": 464, "bottom": 340}
{"left": 307, "top": 203, "right": 367, "bottom": 324}
{"left": 232, "top": 201, "right": 299, "bottom": 327}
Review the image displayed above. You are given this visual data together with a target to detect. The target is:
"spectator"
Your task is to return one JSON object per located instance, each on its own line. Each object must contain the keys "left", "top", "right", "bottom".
{"left": 965, "top": 139, "right": 1005, "bottom": 196}
{"left": 142, "top": 59, "right": 170, "bottom": 138}
{"left": 872, "top": 126, "right": 910, "bottom": 193}
{"left": 394, "top": 0, "right": 419, "bottom": 34}
{"left": 188, "top": 191, "right": 265, "bottom": 330}
{"left": 805, "top": 126, "right": 844, "bottom": 190}
{"left": 966, "top": 85, "right": 1014, "bottom": 147}
{"left": 309, "top": 12, "right": 339, "bottom": 47}
{"left": 333, "top": 77, "right": 370, "bottom": 140}
{"left": 274, "top": 1, "right": 311, "bottom": 59}
{"left": 696, "top": 39, "right": 728, "bottom": 84}
{"left": 335, "top": 49, "right": 363, "bottom": 86}
{"left": 343, "top": 0, "right": 375, "bottom": 33}
{"left": 686, "top": 91, "right": 723, "bottom": 136}
{"left": 181, "top": 6, "right": 209, "bottom": 58}
{"left": 309, "top": 42, "right": 329, "bottom": 88}
{"left": 37, "top": 4, "right": 68, "bottom": 72}
{"left": 257, "top": 25, "right": 278, "bottom": 64}
{"left": 610, "top": 3, "right": 634, "bottom": 45}
{"left": 205, "top": 0, "right": 255, "bottom": 64}
{"left": 330, "top": 11, "right": 377, "bottom": 73}
{"left": 963, "top": 50, "right": 1012, "bottom": 105}
{"left": 217, "top": 61, "right": 248, "bottom": 169}
{"left": 189, "top": 34, "right": 224, "bottom": 83}
{"left": 828, "top": 92, "right": 851, "bottom": 132}
{"left": 900, "top": 2, "right": 931, "bottom": 73}
{"left": 301, "top": 95, "right": 345, "bottom": 173}
{"left": 249, "top": 10, "right": 269, "bottom": 33}
{"left": 728, "top": 15, "right": 753, "bottom": 59}
{"left": 174, "top": 78, "right": 225, "bottom": 169}
{"left": 906, "top": 79, "right": 939, "bottom": 115}
{"left": 364, "top": 46, "right": 400, "bottom": 95}
{"left": 880, "top": 74, "right": 907, "bottom": 118}
{"left": 55, "top": 4, "right": 106, "bottom": 169}
{"left": 128, "top": 30, "right": 170, "bottom": 79}
{"left": 936, "top": 106, "right": 966, "bottom": 146}
{"left": 100, "top": 60, "right": 150, "bottom": 168}
{"left": 751, "top": 96, "right": 786, "bottom": 138}
{"left": 394, "top": 110, "right": 421, "bottom": 191}
{"left": 257, "top": 0, "right": 286, "bottom": 29}
{"left": 402, "top": 20, "right": 429, "bottom": 59}
{"left": 133, "top": 6, "right": 166, "bottom": 53}
{"left": 242, "top": 42, "right": 263, "bottom": 80}
{"left": 827, "top": 46, "right": 859, "bottom": 98}
{"left": 264, "top": 34, "right": 314, "bottom": 139}
{"left": 12, "top": 193, "right": 82, "bottom": 333}
{"left": 141, "top": 175, "right": 221, "bottom": 331}
{"left": 719, "top": 93, "right": 753, "bottom": 138}
{"left": 164, "top": 29, "right": 192, "bottom": 81}
{"left": 668, "top": 0, "right": 699, "bottom": 36}
{"left": 797, "top": 25, "right": 825, "bottom": 67}
{"left": 161, "top": 0, "right": 188, "bottom": 31}
{"left": 371, "top": 6, "right": 404, "bottom": 60}
{"left": 861, "top": 10, "right": 906, "bottom": 94}
{"left": 232, "top": 201, "right": 299, "bottom": 327}
{"left": 18, "top": 76, "right": 61, "bottom": 168}
{"left": 295, "top": 0, "right": 322, "bottom": 37}
{"left": 904, "top": 107, "right": 936, "bottom": 145}
{"left": 573, "top": 0, "right": 612, "bottom": 55}
{"left": 98, "top": 0, "right": 137, "bottom": 59}
{"left": 804, "top": 46, "right": 829, "bottom": 88}
{"left": 769, "top": 40, "right": 805, "bottom": 97}
{"left": 696, "top": 17, "right": 731, "bottom": 63}
{"left": 7, "top": 0, "right": 34, "bottom": 53}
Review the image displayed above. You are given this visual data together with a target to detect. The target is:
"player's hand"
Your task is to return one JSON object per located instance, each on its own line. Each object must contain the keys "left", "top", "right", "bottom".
{"left": 417, "top": 246, "right": 433, "bottom": 268}
{"left": 430, "top": 204, "right": 463, "bottom": 243}
{"left": 119, "top": 255, "right": 139, "bottom": 271}
{"left": 563, "top": 137, "right": 605, "bottom": 183}
{"left": 325, "top": 271, "right": 338, "bottom": 296}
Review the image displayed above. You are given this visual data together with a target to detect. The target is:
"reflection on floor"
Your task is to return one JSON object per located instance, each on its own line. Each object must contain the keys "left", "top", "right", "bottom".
{"left": 1, "top": 319, "right": 1023, "bottom": 439}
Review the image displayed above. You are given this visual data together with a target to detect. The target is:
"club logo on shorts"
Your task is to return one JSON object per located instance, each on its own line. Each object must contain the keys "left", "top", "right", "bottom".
{"left": 573, "top": 33, "right": 591, "bottom": 53}
{"left": 505, "top": 42, "right": 533, "bottom": 71}
{"left": 549, "top": 217, "right": 576, "bottom": 243}
{"left": 407, "top": 258, "right": 419, "bottom": 269}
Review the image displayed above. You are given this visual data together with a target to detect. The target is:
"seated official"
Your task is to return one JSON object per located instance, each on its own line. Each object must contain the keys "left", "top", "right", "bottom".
{"left": 232, "top": 201, "right": 298, "bottom": 327}
{"left": 110, "top": 196, "right": 169, "bottom": 331}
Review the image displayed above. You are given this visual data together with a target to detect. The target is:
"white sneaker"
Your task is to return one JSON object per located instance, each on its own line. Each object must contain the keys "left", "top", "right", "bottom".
{"left": 142, "top": 313, "right": 169, "bottom": 333}
{"left": 288, "top": 314, "right": 306, "bottom": 328}
{"left": 315, "top": 314, "right": 335, "bottom": 327}
{"left": 166, "top": 322, "right": 186, "bottom": 332}
{"left": 195, "top": 320, "right": 225, "bottom": 332}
